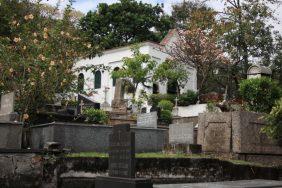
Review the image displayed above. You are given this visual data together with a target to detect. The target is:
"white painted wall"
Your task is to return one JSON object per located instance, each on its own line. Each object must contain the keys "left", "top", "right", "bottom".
{"left": 76, "top": 41, "right": 197, "bottom": 112}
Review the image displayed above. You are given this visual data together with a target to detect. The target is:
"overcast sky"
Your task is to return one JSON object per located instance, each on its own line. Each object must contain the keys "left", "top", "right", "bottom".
{"left": 43, "top": 0, "right": 282, "bottom": 32}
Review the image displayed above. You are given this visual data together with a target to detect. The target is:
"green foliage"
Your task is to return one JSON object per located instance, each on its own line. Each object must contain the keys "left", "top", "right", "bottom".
{"left": 153, "top": 59, "right": 189, "bottom": 96}
{"left": 83, "top": 108, "right": 109, "bottom": 124}
{"left": 262, "top": 98, "right": 282, "bottom": 139}
{"left": 157, "top": 100, "right": 174, "bottom": 111}
{"left": 178, "top": 90, "right": 198, "bottom": 106}
{"left": 0, "top": 0, "right": 97, "bottom": 122}
{"left": 171, "top": 0, "right": 213, "bottom": 29}
{"left": 160, "top": 109, "right": 172, "bottom": 125}
{"left": 80, "top": 0, "right": 173, "bottom": 51}
{"left": 111, "top": 46, "right": 156, "bottom": 98}
{"left": 239, "top": 77, "right": 281, "bottom": 113}
{"left": 148, "top": 94, "right": 176, "bottom": 108}
{"left": 207, "top": 101, "right": 218, "bottom": 112}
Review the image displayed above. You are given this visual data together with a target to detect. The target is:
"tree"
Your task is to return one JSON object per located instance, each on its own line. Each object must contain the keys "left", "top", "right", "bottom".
{"left": 220, "top": 0, "right": 278, "bottom": 77}
{"left": 0, "top": 0, "right": 97, "bottom": 122}
{"left": 112, "top": 46, "right": 156, "bottom": 98}
{"left": 80, "top": 0, "right": 173, "bottom": 52}
{"left": 153, "top": 59, "right": 189, "bottom": 96}
{"left": 168, "top": 27, "right": 228, "bottom": 96}
{"left": 272, "top": 35, "right": 282, "bottom": 87}
{"left": 171, "top": 0, "right": 211, "bottom": 29}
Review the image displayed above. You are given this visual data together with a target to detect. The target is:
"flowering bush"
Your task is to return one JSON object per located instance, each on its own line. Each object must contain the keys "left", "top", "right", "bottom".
{"left": 0, "top": 1, "right": 98, "bottom": 122}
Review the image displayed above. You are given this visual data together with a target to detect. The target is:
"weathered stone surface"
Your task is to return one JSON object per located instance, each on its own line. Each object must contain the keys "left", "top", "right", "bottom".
{"left": 111, "top": 79, "right": 127, "bottom": 113}
{"left": 154, "top": 180, "right": 282, "bottom": 188}
{"left": 30, "top": 122, "right": 167, "bottom": 153}
{"left": 137, "top": 112, "right": 158, "bottom": 128}
{"left": 232, "top": 111, "right": 282, "bottom": 155}
{"left": 201, "top": 112, "right": 232, "bottom": 153}
{"left": 0, "top": 92, "right": 15, "bottom": 115}
{"left": 109, "top": 124, "right": 135, "bottom": 178}
{"left": 169, "top": 123, "right": 194, "bottom": 144}
{"left": 0, "top": 153, "right": 43, "bottom": 188}
{"left": 198, "top": 111, "right": 282, "bottom": 155}
{"left": 0, "top": 122, "right": 23, "bottom": 149}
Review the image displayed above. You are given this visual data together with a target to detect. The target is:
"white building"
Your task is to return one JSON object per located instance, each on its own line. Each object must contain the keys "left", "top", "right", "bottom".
{"left": 76, "top": 30, "right": 197, "bottom": 111}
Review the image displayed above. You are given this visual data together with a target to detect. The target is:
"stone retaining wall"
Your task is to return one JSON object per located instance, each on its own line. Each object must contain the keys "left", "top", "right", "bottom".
{"left": 30, "top": 122, "right": 168, "bottom": 153}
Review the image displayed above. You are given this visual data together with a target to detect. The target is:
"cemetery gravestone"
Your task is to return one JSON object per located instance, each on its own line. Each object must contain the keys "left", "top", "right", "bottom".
{"left": 169, "top": 123, "right": 194, "bottom": 144}
{"left": 108, "top": 124, "right": 135, "bottom": 178}
{"left": 95, "top": 124, "right": 153, "bottom": 188}
{"left": 0, "top": 92, "right": 19, "bottom": 122}
{"left": 137, "top": 112, "right": 158, "bottom": 128}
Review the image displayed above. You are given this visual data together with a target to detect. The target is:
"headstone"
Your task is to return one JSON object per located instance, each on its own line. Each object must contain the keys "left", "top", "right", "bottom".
{"left": 137, "top": 112, "right": 158, "bottom": 128}
{"left": 169, "top": 123, "right": 194, "bottom": 144}
{"left": 0, "top": 92, "right": 19, "bottom": 122}
{"left": 0, "top": 92, "right": 15, "bottom": 115}
{"left": 109, "top": 124, "right": 135, "bottom": 178}
{"left": 77, "top": 94, "right": 100, "bottom": 114}
{"left": 95, "top": 124, "right": 153, "bottom": 188}
{"left": 111, "top": 79, "right": 127, "bottom": 113}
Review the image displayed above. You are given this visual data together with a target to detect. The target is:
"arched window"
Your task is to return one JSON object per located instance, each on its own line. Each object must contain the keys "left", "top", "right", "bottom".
{"left": 112, "top": 67, "right": 120, "bottom": 86}
{"left": 153, "top": 83, "right": 159, "bottom": 94}
{"left": 94, "top": 71, "right": 101, "bottom": 89}
{"left": 167, "top": 80, "right": 178, "bottom": 94}
{"left": 77, "top": 73, "right": 84, "bottom": 92}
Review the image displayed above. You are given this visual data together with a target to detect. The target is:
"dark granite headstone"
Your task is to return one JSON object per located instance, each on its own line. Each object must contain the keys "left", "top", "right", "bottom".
{"left": 109, "top": 124, "right": 135, "bottom": 178}
{"left": 95, "top": 124, "right": 153, "bottom": 188}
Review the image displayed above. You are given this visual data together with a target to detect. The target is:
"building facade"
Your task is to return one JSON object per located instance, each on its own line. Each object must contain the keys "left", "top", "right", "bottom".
{"left": 76, "top": 30, "right": 197, "bottom": 112}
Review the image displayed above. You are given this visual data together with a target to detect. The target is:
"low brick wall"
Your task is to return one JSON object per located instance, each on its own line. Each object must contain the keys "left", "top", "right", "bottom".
{"left": 0, "top": 122, "right": 23, "bottom": 149}
{"left": 30, "top": 122, "right": 168, "bottom": 153}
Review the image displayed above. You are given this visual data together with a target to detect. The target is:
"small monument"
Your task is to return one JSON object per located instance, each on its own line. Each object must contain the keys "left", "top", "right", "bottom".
{"left": 172, "top": 97, "right": 179, "bottom": 116}
{"left": 95, "top": 124, "right": 153, "bottom": 188}
{"left": 101, "top": 87, "right": 111, "bottom": 111}
{"left": 77, "top": 93, "right": 100, "bottom": 114}
{"left": 169, "top": 123, "right": 194, "bottom": 145}
{"left": 111, "top": 79, "right": 127, "bottom": 113}
{"left": 137, "top": 112, "right": 158, "bottom": 128}
{"left": 0, "top": 92, "right": 19, "bottom": 122}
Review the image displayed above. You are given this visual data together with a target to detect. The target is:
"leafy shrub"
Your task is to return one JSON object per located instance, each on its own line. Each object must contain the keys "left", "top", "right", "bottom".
{"left": 83, "top": 108, "right": 109, "bottom": 124}
{"left": 262, "top": 98, "right": 282, "bottom": 139}
{"left": 149, "top": 94, "right": 176, "bottom": 108}
{"left": 178, "top": 90, "right": 198, "bottom": 106}
{"left": 160, "top": 110, "right": 172, "bottom": 124}
{"left": 239, "top": 77, "right": 281, "bottom": 113}
{"left": 158, "top": 100, "right": 174, "bottom": 111}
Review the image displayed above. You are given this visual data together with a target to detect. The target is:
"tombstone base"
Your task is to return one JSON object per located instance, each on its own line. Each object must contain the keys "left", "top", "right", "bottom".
{"left": 95, "top": 176, "right": 153, "bottom": 188}
{"left": 0, "top": 112, "right": 19, "bottom": 122}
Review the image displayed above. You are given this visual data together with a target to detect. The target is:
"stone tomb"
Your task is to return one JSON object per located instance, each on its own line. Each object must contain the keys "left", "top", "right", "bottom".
{"left": 0, "top": 92, "right": 19, "bottom": 122}
{"left": 137, "top": 112, "right": 158, "bottom": 128}
{"left": 95, "top": 124, "right": 153, "bottom": 188}
{"left": 169, "top": 123, "right": 194, "bottom": 145}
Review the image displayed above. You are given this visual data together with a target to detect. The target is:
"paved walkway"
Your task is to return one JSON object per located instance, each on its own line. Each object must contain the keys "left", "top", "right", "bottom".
{"left": 154, "top": 180, "right": 282, "bottom": 188}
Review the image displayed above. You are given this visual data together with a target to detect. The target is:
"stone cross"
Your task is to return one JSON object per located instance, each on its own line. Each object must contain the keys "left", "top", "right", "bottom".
{"left": 103, "top": 87, "right": 110, "bottom": 104}
{"left": 175, "top": 97, "right": 179, "bottom": 107}
{"left": 79, "top": 100, "right": 84, "bottom": 114}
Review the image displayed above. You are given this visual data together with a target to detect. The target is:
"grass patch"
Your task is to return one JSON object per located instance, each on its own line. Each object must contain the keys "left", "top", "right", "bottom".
{"left": 65, "top": 152, "right": 270, "bottom": 167}
{"left": 66, "top": 152, "right": 210, "bottom": 159}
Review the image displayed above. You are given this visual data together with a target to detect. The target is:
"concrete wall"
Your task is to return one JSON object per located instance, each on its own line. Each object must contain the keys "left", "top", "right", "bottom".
{"left": 198, "top": 111, "right": 282, "bottom": 155}
{"left": 30, "top": 122, "right": 168, "bottom": 153}
{"left": 0, "top": 122, "right": 23, "bottom": 149}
